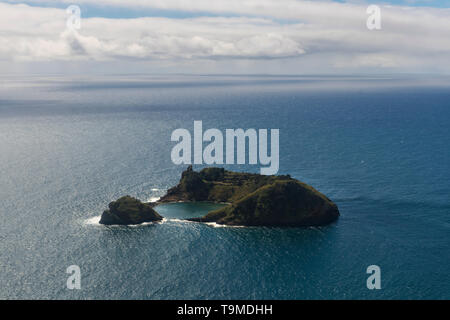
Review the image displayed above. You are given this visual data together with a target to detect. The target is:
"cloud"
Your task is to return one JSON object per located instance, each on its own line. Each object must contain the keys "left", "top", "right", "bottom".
{"left": 0, "top": 3, "right": 306, "bottom": 61}
{"left": 1, "top": 1, "right": 450, "bottom": 73}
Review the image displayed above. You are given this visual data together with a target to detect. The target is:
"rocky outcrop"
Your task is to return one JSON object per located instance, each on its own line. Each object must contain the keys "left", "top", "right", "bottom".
{"left": 99, "top": 195, "right": 163, "bottom": 225}
{"left": 159, "top": 166, "right": 340, "bottom": 227}
{"left": 188, "top": 179, "right": 339, "bottom": 227}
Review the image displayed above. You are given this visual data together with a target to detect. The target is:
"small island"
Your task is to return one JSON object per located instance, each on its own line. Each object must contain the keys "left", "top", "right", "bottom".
{"left": 100, "top": 166, "right": 339, "bottom": 227}
{"left": 99, "top": 195, "right": 163, "bottom": 225}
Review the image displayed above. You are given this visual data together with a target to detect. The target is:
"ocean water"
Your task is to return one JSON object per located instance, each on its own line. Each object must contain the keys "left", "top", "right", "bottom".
{"left": 0, "top": 74, "right": 449, "bottom": 299}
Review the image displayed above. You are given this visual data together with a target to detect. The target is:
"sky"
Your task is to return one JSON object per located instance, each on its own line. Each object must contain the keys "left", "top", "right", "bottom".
{"left": 1, "top": 0, "right": 450, "bottom": 75}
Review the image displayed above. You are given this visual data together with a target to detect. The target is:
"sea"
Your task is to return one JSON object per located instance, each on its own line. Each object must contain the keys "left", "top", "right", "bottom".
{"left": 0, "top": 74, "right": 449, "bottom": 299}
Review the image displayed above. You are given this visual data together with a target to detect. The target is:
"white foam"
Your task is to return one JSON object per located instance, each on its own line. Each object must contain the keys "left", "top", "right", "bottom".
{"left": 84, "top": 215, "right": 101, "bottom": 225}
{"left": 84, "top": 215, "right": 243, "bottom": 228}
{"left": 148, "top": 196, "right": 161, "bottom": 203}
{"left": 204, "top": 222, "right": 226, "bottom": 228}
{"left": 127, "top": 220, "right": 162, "bottom": 228}
{"left": 168, "top": 218, "right": 185, "bottom": 222}
{"left": 161, "top": 218, "right": 244, "bottom": 228}
{"left": 204, "top": 222, "right": 244, "bottom": 228}
{"left": 84, "top": 216, "right": 166, "bottom": 227}
{"left": 165, "top": 218, "right": 194, "bottom": 224}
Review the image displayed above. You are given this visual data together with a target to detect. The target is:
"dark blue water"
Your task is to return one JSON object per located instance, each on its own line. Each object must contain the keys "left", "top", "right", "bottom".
{"left": 0, "top": 75, "right": 449, "bottom": 299}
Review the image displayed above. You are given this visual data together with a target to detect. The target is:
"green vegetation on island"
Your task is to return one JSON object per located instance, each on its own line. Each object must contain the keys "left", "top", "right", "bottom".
{"left": 159, "top": 166, "right": 339, "bottom": 227}
{"left": 100, "top": 166, "right": 339, "bottom": 227}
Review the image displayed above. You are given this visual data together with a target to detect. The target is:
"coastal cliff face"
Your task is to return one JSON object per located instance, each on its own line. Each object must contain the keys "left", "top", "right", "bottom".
{"left": 159, "top": 166, "right": 340, "bottom": 227}
{"left": 99, "top": 195, "right": 163, "bottom": 225}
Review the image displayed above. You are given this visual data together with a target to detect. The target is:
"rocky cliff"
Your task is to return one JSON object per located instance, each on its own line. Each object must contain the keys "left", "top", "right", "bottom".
{"left": 159, "top": 166, "right": 339, "bottom": 227}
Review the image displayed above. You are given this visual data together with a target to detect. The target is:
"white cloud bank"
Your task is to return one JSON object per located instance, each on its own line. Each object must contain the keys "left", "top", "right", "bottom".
{"left": 1, "top": 1, "right": 450, "bottom": 73}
